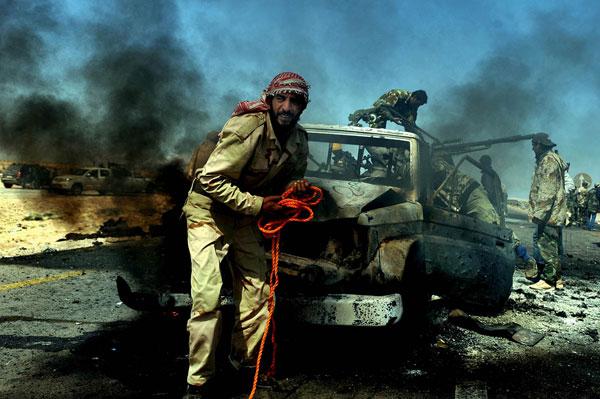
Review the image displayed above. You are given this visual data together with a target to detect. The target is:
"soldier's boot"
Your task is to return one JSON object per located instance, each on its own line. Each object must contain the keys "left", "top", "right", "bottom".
{"left": 524, "top": 258, "right": 539, "bottom": 280}
{"left": 183, "top": 381, "right": 221, "bottom": 399}
{"left": 556, "top": 279, "right": 565, "bottom": 289}
{"left": 529, "top": 280, "right": 554, "bottom": 290}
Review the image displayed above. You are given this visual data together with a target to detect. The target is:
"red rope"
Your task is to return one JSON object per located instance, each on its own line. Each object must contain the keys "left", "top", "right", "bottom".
{"left": 248, "top": 185, "right": 322, "bottom": 399}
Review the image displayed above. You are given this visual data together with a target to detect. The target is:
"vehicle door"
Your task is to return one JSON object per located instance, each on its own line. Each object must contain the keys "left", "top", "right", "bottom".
{"left": 98, "top": 169, "right": 111, "bottom": 193}
{"left": 84, "top": 169, "right": 101, "bottom": 191}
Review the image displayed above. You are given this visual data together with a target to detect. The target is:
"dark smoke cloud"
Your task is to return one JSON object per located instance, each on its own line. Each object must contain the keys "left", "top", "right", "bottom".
{"left": 0, "top": 0, "right": 211, "bottom": 167}
{"left": 83, "top": 37, "right": 208, "bottom": 165}
{"left": 426, "top": 9, "right": 600, "bottom": 196}
{"left": 3, "top": 94, "right": 90, "bottom": 162}
{"left": 0, "top": 0, "right": 57, "bottom": 89}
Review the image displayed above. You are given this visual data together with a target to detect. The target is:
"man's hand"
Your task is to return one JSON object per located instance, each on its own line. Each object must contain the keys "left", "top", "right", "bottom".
{"left": 260, "top": 195, "right": 294, "bottom": 218}
{"left": 287, "top": 179, "right": 310, "bottom": 193}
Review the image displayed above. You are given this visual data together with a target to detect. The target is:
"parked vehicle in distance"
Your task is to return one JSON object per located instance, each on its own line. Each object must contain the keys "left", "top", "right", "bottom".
{"left": 1, "top": 163, "right": 54, "bottom": 189}
{"left": 51, "top": 167, "right": 154, "bottom": 195}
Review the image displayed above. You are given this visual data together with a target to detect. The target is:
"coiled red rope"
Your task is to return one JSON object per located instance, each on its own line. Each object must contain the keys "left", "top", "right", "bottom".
{"left": 248, "top": 185, "right": 322, "bottom": 399}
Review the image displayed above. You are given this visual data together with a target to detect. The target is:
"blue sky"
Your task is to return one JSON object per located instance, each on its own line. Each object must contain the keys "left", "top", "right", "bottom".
{"left": 1, "top": 0, "right": 599, "bottom": 196}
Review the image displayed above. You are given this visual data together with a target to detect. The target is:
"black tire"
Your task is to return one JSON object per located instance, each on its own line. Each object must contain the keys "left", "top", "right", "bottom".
{"left": 71, "top": 184, "right": 83, "bottom": 195}
{"left": 3, "top": 183, "right": 13, "bottom": 188}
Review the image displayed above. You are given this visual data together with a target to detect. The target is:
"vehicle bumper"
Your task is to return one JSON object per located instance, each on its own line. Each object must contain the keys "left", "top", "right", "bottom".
{"left": 279, "top": 293, "right": 403, "bottom": 327}
{"left": 51, "top": 183, "right": 71, "bottom": 190}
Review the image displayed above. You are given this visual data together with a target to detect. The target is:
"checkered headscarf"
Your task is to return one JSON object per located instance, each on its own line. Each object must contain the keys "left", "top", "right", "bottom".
{"left": 232, "top": 72, "right": 310, "bottom": 116}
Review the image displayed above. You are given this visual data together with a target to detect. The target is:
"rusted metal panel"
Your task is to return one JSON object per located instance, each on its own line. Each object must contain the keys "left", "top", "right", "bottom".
{"left": 358, "top": 201, "right": 423, "bottom": 226}
{"left": 363, "top": 238, "right": 417, "bottom": 284}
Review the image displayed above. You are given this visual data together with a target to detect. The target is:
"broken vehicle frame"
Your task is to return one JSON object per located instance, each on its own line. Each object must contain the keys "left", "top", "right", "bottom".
{"left": 119, "top": 124, "right": 516, "bottom": 328}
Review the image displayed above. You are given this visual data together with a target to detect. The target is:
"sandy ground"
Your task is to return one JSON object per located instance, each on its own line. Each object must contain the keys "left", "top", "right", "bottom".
{"left": 0, "top": 187, "right": 172, "bottom": 258}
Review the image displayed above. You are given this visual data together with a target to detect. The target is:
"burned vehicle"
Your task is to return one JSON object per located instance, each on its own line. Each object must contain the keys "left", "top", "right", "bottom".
{"left": 119, "top": 124, "right": 517, "bottom": 327}
{"left": 273, "top": 124, "right": 515, "bottom": 326}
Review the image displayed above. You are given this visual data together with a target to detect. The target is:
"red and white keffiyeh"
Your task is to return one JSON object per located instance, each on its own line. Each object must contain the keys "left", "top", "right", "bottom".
{"left": 232, "top": 72, "right": 310, "bottom": 116}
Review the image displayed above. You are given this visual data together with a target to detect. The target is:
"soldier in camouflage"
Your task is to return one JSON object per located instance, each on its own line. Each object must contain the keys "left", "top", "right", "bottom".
{"left": 431, "top": 156, "right": 500, "bottom": 224}
{"left": 348, "top": 89, "right": 428, "bottom": 131}
{"left": 586, "top": 183, "right": 600, "bottom": 230}
{"left": 576, "top": 181, "right": 590, "bottom": 227}
{"left": 182, "top": 72, "right": 311, "bottom": 398}
{"left": 528, "top": 133, "right": 568, "bottom": 290}
{"left": 348, "top": 89, "right": 427, "bottom": 178}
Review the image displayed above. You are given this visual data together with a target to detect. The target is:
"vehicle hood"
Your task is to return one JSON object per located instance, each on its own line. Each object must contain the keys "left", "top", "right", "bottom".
{"left": 309, "top": 177, "right": 406, "bottom": 221}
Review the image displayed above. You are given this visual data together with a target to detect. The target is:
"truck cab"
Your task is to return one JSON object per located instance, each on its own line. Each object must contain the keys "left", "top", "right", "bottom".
{"left": 275, "top": 124, "right": 514, "bottom": 326}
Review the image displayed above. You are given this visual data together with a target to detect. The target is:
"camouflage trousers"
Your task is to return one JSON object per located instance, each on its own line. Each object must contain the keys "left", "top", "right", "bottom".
{"left": 184, "top": 210, "right": 269, "bottom": 386}
{"left": 533, "top": 224, "right": 562, "bottom": 285}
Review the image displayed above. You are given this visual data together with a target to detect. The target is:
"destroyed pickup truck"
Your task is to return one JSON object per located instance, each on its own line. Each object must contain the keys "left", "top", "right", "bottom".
{"left": 51, "top": 167, "right": 153, "bottom": 195}
{"left": 118, "top": 124, "right": 517, "bottom": 327}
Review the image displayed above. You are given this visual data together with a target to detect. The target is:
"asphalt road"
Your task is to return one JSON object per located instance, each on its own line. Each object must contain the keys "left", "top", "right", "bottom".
{"left": 1, "top": 225, "right": 600, "bottom": 398}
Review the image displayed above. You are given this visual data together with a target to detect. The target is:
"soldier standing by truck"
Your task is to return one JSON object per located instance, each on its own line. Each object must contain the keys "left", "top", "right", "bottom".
{"left": 528, "top": 133, "right": 568, "bottom": 290}
{"left": 182, "top": 72, "right": 311, "bottom": 398}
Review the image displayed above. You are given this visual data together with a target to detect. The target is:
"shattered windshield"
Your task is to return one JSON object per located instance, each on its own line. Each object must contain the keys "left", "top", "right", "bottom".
{"left": 70, "top": 168, "right": 89, "bottom": 175}
{"left": 306, "top": 132, "right": 413, "bottom": 189}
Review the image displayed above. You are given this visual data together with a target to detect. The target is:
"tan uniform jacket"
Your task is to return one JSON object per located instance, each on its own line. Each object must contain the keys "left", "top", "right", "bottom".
{"left": 185, "top": 111, "right": 308, "bottom": 224}
{"left": 185, "top": 130, "right": 220, "bottom": 181}
{"left": 529, "top": 151, "right": 567, "bottom": 226}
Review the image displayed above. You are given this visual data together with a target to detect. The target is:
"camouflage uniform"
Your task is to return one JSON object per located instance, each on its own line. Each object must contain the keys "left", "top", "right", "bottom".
{"left": 576, "top": 184, "right": 589, "bottom": 226}
{"left": 348, "top": 89, "right": 425, "bottom": 177}
{"left": 348, "top": 89, "right": 421, "bottom": 131}
{"left": 529, "top": 149, "right": 567, "bottom": 285}
{"left": 586, "top": 185, "right": 599, "bottom": 230}
{"left": 183, "top": 111, "right": 308, "bottom": 386}
{"left": 432, "top": 157, "right": 500, "bottom": 224}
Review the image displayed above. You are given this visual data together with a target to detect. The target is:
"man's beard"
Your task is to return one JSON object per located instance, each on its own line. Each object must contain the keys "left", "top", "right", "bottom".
{"left": 270, "top": 109, "right": 300, "bottom": 130}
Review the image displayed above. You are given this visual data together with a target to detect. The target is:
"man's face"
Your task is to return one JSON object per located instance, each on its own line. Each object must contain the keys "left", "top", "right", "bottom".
{"left": 532, "top": 141, "right": 544, "bottom": 156}
{"left": 408, "top": 95, "right": 426, "bottom": 107}
{"left": 269, "top": 93, "right": 305, "bottom": 128}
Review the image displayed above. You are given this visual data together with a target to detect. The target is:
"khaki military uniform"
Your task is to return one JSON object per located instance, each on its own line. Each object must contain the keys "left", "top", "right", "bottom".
{"left": 432, "top": 158, "right": 500, "bottom": 224}
{"left": 183, "top": 111, "right": 308, "bottom": 386}
{"left": 185, "top": 130, "right": 220, "bottom": 181}
{"left": 529, "top": 150, "right": 567, "bottom": 285}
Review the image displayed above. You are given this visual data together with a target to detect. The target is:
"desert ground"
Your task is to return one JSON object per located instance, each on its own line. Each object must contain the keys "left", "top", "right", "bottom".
{"left": 1, "top": 185, "right": 600, "bottom": 399}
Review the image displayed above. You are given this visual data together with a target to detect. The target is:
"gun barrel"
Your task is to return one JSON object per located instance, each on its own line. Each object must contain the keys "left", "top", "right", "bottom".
{"left": 432, "top": 134, "right": 535, "bottom": 154}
